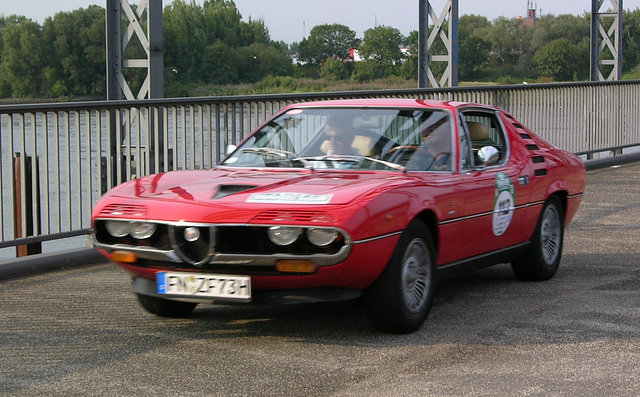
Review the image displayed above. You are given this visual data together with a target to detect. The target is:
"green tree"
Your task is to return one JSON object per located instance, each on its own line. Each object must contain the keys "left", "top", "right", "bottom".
{"left": 350, "top": 60, "right": 382, "bottom": 82}
{"left": 623, "top": 9, "right": 640, "bottom": 74}
{"left": 236, "top": 43, "right": 293, "bottom": 83}
{"left": 534, "top": 38, "right": 580, "bottom": 81}
{"left": 528, "top": 13, "right": 590, "bottom": 81}
{"left": 0, "top": 16, "right": 45, "bottom": 97}
{"left": 399, "top": 30, "right": 419, "bottom": 80}
{"left": 163, "top": 0, "right": 285, "bottom": 87}
{"left": 202, "top": 40, "right": 238, "bottom": 84}
{"left": 530, "top": 14, "right": 590, "bottom": 54}
{"left": 299, "top": 24, "right": 358, "bottom": 65}
{"left": 239, "top": 17, "right": 270, "bottom": 46}
{"left": 163, "top": 0, "right": 245, "bottom": 82}
{"left": 458, "top": 15, "right": 491, "bottom": 80}
{"left": 320, "top": 57, "right": 348, "bottom": 81}
{"left": 358, "top": 25, "right": 405, "bottom": 77}
{"left": 478, "top": 17, "right": 529, "bottom": 67}
{"left": 41, "top": 6, "right": 105, "bottom": 97}
{"left": 459, "top": 35, "right": 491, "bottom": 80}
{"left": 459, "top": 14, "right": 491, "bottom": 36}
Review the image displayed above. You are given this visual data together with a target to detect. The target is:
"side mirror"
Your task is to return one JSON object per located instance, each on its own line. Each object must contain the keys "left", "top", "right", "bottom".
{"left": 478, "top": 146, "right": 500, "bottom": 166}
{"left": 226, "top": 144, "right": 237, "bottom": 156}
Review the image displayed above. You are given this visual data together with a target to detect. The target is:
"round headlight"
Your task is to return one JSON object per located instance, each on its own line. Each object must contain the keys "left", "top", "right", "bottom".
{"left": 307, "top": 228, "right": 338, "bottom": 246}
{"left": 267, "top": 226, "right": 302, "bottom": 246}
{"left": 129, "top": 222, "right": 157, "bottom": 239}
{"left": 105, "top": 220, "right": 130, "bottom": 238}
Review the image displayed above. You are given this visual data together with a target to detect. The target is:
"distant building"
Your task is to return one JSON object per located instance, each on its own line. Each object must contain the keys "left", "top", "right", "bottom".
{"left": 348, "top": 47, "right": 411, "bottom": 63}
{"left": 520, "top": 0, "right": 539, "bottom": 27}
{"left": 349, "top": 47, "right": 363, "bottom": 62}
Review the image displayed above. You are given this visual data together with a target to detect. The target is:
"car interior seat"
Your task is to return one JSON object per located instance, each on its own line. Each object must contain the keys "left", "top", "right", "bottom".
{"left": 467, "top": 121, "right": 490, "bottom": 142}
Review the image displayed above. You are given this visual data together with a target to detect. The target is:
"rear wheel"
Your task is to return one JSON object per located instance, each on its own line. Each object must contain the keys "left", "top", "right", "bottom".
{"left": 364, "top": 219, "right": 435, "bottom": 333}
{"left": 512, "top": 196, "right": 564, "bottom": 281}
{"left": 136, "top": 293, "right": 198, "bottom": 317}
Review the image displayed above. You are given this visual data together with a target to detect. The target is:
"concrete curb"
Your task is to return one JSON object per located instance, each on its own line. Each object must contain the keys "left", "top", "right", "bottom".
{"left": 0, "top": 248, "right": 105, "bottom": 281}
{"left": 0, "top": 153, "right": 638, "bottom": 281}
{"left": 584, "top": 151, "right": 640, "bottom": 171}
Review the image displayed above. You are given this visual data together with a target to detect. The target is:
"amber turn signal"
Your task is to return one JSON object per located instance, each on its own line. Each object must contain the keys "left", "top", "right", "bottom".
{"left": 276, "top": 260, "right": 317, "bottom": 273}
{"left": 111, "top": 250, "right": 138, "bottom": 263}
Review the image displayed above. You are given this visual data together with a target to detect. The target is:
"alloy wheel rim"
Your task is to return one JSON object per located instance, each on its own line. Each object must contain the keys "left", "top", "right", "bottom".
{"left": 541, "top": 205, "right": 561, "bottom": 265}
{"left": 401, "top": 238, "right": 431, "bottom": 313}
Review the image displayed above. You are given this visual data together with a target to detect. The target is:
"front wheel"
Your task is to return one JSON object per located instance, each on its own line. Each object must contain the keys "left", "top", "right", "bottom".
{"left": 136, "top": 293, "right": 198, "bottom": 317}
{"left": 364, "top": 219, "right": 435, "bottom": 333}
{"left": 512, "top": 196, "right": 564, "bottom": 281}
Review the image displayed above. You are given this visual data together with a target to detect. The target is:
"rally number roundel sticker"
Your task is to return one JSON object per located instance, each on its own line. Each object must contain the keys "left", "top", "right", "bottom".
{"left": 492, "top": 172, "right": 515, "bottom": 236}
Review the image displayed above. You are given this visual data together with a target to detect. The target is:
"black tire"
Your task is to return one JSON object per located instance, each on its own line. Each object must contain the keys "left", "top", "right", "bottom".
{"left": 136, "top": 293, "right": 198, "bottom": 317}
{"left": 364, "top": 219, "right": 435, "bottom": 333}
{"left": 512, "top": 196, "right": 564, "bottom": 281}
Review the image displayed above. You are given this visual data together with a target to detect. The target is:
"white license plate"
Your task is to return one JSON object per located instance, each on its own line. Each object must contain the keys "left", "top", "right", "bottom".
{"left": 156, "top": 272, "right": 251, "bottom": 301}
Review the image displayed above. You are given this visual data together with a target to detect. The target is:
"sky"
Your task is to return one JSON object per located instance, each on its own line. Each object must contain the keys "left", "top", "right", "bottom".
{"left": 1, "top": 0, "right": 639, "bottom": 43}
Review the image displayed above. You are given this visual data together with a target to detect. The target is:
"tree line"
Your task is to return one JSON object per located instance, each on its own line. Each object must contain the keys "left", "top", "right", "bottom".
{"left": 1, "top": 0, "right": 639, "bottom": 101}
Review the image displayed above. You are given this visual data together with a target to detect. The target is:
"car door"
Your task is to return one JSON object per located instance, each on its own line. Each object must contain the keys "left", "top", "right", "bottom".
{"left": 448, "top": 108, "right": 530, "bottom": 262}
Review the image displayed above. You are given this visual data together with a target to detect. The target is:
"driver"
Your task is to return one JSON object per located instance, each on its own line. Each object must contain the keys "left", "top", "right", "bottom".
{"left": 422, "top": 122, "right": 451, "bottom": 170}
{"left": 323, "top": 115, "right": 357, "bottom": 155}
{"left": 408, "top": 117, "right": 452, "bottom": 171}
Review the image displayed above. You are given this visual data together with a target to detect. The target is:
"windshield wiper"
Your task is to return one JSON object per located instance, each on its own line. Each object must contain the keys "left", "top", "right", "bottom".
{"left": 240, "top": 149, "right": 405, "bottom": 172}
{"left": 241, "top": 147, "right": 295, "bottom": 158}
{"left": 299, "top": 155, "right": 406, "bottom": 172}
{"left": 241, "top": 147, "right": 314, "bottom": 170}
{"left": 362, "top": 156, "right": 406, "bottom": 171}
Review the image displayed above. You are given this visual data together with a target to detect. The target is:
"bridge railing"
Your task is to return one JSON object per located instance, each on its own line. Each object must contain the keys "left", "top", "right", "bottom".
{"left": 1, "top": 80, "right": 639, "bottom": 257}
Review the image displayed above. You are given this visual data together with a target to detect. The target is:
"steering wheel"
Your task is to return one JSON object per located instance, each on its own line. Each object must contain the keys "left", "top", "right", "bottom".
{"left": 386, "top": 145, "right": 418, "bottom": 154}
{"left": 430, "top": 152, "right": 450, "bottom": 170}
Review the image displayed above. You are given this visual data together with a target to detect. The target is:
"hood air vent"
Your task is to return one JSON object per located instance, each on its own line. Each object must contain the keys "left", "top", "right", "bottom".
{"left": 212, "top": 185, "right": 258, "bottom": 199}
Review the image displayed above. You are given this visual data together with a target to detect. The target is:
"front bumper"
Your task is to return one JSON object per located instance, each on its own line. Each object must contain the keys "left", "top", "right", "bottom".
{"left": 104, "top": 232, "right": 401, "bottom": 291}
{"left": 132, "top": 276, "right": 363, "bottom": 305}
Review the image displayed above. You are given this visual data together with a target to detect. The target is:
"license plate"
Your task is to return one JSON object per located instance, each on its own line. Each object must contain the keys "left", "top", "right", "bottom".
{"left": 156, "top": 272, "right": 251, "bottom": 301}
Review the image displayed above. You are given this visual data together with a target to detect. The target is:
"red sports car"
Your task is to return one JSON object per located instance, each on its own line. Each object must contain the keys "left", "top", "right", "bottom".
{"left": 92, "top": 99, "right": 586, "bottom": 333}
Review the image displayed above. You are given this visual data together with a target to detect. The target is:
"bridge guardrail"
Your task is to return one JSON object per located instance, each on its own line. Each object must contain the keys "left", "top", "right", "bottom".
{"left": 1, "top": 80, "right": 639, "bottom": 260}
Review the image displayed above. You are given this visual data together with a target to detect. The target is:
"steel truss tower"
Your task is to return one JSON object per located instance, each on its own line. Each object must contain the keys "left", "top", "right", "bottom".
{"left": 105, "top": 1, "right": 620, "bottom": 87}
{"left": 591, "top": 0, "right": 623, "bottom": 81}
{"left": 106, "top": 0, "right": 163, "bottom": 100}
{"left": 419, "top": 0, "right": 459, "bottom": 88}
{"left": 105, "top": 0, "right": 165, "bottom": 179}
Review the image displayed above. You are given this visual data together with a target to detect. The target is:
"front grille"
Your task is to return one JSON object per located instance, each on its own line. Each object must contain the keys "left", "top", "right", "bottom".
{"left": 251, "top": 210, "right": 335, "bottom": 224}
{"left": 98, "top": 204, "right": 148, "bottom": 218}
{"left": 216, "top": 226, "right": 345, "bottom": 255}
{"left": 94, "top": 220, "right": 171, "bottom": 249}
{"left": 95, "top": 220, "right": 347, "bottom": 267}
{"left": 169, "top": 225, "right": 214, "bottom": 266}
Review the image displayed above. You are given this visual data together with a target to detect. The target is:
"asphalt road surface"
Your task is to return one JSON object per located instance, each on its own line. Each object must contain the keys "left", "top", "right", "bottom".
{"left": 1, "top": 163, "right": 639, "bottom": 396}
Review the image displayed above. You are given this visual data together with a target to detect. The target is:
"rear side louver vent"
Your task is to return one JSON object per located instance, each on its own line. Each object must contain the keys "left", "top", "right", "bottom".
{"left": 532, "top": 156, "right": 545, "bottom": 163}
{"left": 534, "top": 169, "right": 548, "bottom": 176}
{"left": 515, "top": 128, "right": 548, "bottom": 177}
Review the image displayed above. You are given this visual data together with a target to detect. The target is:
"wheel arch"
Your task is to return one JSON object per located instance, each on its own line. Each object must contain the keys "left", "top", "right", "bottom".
{"left": 412, "top": 209, "right": 439, "bottom": 257}
{"left": 546, "top": 189, "right": 568, "bottom": 223}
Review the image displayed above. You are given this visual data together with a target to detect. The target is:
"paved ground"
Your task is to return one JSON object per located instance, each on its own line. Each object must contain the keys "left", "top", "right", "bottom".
{"left": 1, "top": 163, "right": 638, "bottom": 396}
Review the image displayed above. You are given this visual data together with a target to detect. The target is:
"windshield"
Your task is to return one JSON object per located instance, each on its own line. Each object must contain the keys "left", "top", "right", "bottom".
{"left": 222, "top": 107, "right": 453, "bottom": 172}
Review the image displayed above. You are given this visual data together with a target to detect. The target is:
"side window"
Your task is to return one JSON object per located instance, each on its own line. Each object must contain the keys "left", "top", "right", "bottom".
{"left": 461, "top": 111, "right": 508, "bottom": 167}
{"left": 458, "top": 117, "right": 472, "bottom": 169}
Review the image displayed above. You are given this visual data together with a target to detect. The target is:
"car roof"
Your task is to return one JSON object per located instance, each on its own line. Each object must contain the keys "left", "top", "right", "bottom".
{"left": 284, "top": 98, "right": 496, "bottom": 112}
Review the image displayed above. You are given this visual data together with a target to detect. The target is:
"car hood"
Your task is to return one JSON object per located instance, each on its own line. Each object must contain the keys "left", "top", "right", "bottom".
{"left": 101, "top": 168, "right": 406, "bottom": 211}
